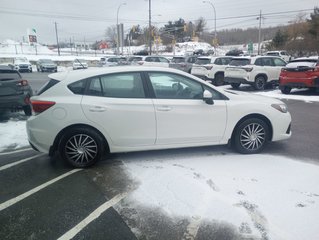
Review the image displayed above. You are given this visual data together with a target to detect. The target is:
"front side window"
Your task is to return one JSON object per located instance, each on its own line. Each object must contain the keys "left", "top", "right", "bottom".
{"left": 148, "top": 72, "right": 203, "bottom": 99}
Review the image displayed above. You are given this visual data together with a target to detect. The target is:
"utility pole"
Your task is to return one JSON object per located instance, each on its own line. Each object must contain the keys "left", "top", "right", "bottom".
{"left": 257, "top": 10, "right": 262, "bottom": 55}
{"left": 70, "top": 38, "right": 73, "bottom": 55}
{"left": 54, "top": 22, "right": 60, "bottom": 56}
{"left": 149, "top": 0, "right": 152, "bottom": 55}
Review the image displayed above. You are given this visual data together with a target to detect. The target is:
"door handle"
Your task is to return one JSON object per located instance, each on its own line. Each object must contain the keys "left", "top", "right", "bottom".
{"left": 157, "top": 106, "right": 172, "bottom": 111}
{"left": 89, "top": 106, "right": 106, "bottom": 112}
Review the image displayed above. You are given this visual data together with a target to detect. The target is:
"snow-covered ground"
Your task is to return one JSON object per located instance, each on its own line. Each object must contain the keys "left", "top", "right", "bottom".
{"left": 121, "top": 152, "right": 319, "bottom": 240}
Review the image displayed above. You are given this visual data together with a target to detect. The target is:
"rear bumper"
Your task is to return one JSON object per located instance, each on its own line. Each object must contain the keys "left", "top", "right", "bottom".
{"left": 279, "top": 77, "right": 319, "bottom": 88}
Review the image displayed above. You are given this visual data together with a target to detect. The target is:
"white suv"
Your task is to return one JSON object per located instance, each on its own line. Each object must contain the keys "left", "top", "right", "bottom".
{"left": 224, "top": 56, "right": 287, "bottom": 90}
{"left": 266, "top": 51, "right": 291, "bottom": 62}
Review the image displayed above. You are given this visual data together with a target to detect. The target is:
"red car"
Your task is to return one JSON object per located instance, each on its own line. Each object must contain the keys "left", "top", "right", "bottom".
{"left": 279, "top": 57, "right": 319, "bottom": 94}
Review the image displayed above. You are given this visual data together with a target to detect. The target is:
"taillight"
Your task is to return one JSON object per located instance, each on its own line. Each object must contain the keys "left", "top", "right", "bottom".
{"left": 138, "top": 61, "right": 144, "bottom": 65}
{"left": 17, "top": 80, "right": 29, "bottom": 86}
{"left": 31, "top": 100, "right": 56, "bottom": 114}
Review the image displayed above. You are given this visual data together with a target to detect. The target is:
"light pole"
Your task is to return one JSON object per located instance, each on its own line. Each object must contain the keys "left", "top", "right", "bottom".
{"left": 203, "top": 1, "right": 217, "bottom": 55}
{"left": 117, "top": 2, "right": 126, "bottom": 55}
{"left": 148, "top": 0, "right": 152, "bottom": 55}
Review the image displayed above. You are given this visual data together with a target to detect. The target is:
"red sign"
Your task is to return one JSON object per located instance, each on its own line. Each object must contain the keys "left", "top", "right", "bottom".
{"left": 29, "top": 35, "right": 37, "bottom": 43}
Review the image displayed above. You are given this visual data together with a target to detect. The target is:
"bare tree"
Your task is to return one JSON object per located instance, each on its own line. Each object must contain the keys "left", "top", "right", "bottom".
{"left": 105, "top": 26, "right": 117, "bottom": 48}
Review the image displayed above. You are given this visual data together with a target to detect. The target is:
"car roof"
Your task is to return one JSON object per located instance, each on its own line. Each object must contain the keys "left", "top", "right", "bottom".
{"left": 49, "top": 66, "right": 192, "bottom": 82}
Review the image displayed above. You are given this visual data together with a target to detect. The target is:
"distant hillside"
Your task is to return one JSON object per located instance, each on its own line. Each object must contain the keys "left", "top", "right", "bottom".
{"left": 205, "top": 25, "right": 289, "bottom": 45}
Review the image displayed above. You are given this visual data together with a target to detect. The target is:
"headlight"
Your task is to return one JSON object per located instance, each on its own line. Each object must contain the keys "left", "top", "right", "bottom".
{"left": 271, "top": 103, "right": 288, "bottom": 113}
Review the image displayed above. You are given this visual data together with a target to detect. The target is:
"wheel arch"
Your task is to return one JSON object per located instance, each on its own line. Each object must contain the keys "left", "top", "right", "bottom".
{"left": 214, "top": 71, "right": 224, "bottom": 78}
{"left": 255, "top": 73, "right": 268, "bottom": 81}
{"left": 49, "top": 123, "right": 110, "bottom": 156}
{"left": 230, "top": 113, "right": 273, "bottom": 144}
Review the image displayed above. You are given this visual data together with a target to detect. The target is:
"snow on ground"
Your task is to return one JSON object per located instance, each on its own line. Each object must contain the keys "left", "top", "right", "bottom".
{"left": 0, "top": 116, "right": 28, "bottom": 152}
{"left": 122, "top": 152, "right": 319, "bottom": 240}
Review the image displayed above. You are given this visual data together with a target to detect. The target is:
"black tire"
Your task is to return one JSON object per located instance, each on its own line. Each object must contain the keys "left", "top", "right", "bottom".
{"left": 59, "top": 127, "right": 105, "bottom": 168}
{"left": 23, "top": 105, "right": 32, "bottom": 116}
{"left": 281, "top": 86, "right": 291, "bottom": 94}
{"left": 214, "top": 73, "right": 224, "bottom": 86}
{"left": 231, "top": 83, "right": 241, "bottom": 89}
{"left": 254, "top": 76, "right": 266, "bottom": 90}
{"left": 233, "top": 118, "right": 269, "bottom": 154}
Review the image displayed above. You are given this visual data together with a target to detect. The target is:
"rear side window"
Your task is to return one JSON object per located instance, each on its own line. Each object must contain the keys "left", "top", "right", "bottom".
{"left": 37, "top": 79, "right": 60, "bottom": 95}
{"left": 172, "top": 57, "right": 185, "bottom": 63}
{"left": 67, "top": 79, "right": 87, "bottom": 95}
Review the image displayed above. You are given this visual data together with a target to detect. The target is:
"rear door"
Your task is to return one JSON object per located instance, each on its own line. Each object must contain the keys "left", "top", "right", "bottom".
{"left": 81, "top": 72, "right": 156, "bottom": 147}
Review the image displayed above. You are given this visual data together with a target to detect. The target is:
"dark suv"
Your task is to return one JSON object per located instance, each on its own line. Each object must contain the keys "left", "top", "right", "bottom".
{"left": 0, "top": 66, "right": 33, "bottom": 116}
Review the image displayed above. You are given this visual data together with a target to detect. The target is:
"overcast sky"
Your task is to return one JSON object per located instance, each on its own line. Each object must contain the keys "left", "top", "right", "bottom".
{"left": 0, "top": 0, "right": 317, "bottom": 44}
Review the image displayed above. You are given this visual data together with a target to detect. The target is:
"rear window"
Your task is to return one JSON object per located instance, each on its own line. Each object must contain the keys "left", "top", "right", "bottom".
{"left": 229, "top": 59, "right": 251, "bottom": 66}
{"left": 195, "top": 58, "right": 211, "bottom": 65}
{"left": 171, "top": 57, "right": 185, "bottom": 63}
{"left": 37, "top": 79, "right": 60, "bottom": 95}
{"left": 266, "top": 52, "right": 279, "bottom": 56}
{"left": 0, "top": 70, "right": 21, "bottom": 81}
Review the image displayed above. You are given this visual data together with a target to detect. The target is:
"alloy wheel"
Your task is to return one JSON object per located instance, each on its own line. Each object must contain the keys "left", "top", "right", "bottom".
{"left": 65, "top": 134, "right": 98, "bottom": 164}
{"left": 240, "top": 123, "right": 266, "bottom": 151}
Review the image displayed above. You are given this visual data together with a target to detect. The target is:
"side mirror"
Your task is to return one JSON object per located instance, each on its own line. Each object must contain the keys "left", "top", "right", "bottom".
{"left": 203, "top": 90, "right": 214, "bottom": 105}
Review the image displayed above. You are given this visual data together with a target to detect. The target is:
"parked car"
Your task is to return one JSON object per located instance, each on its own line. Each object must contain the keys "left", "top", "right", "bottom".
{"left": 137, "top": 56, "right": 170, "bottom": 67}
{"left": 73, "top": 59, "right": 88, "bottom": 70}
{"left": 279, "top": 57, "right": 319, "bottom": 94}
{"left": 9, "top": 57, "right": 32, "bottom": 73}
{"left": 206, "top": 56, "right": 233, "bottom": 86}
{"left": 27, "top": 66, "right": 291, "bottom": 168}
{"left": 0, "top": 66, "right": 33, "bottom": 115}
{"left": 190, "top": 56, "right": 215, "bottom": 79}
{"left": 191, "top": 56, "right": 232, "bottom": 83}
{"left": 169, "top": 56, "right": 197, "bottom": 73}
{"left": 36, "top": 59, "right": 57, "bottom": 72}
{"left": 99, "top": 56, "right": 128, "bottom": 67}
{"left": 224, "top": 56, "right": 287, "bottom": 90}
{"left": 127, "top": 56, "right": 143, "bottom": 65}
{"left": 225, "top": 49, "right": 244, "bottom": 56}
{"left": 266, "top": 51, "right": 291, "bottom": 62}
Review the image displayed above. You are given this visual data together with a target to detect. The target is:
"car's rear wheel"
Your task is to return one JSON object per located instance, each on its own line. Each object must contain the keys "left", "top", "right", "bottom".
{"left": 281, "top": 86, "right": 291, "bottom": 94}
{"left": 231, "top": 83, "right": 241, "bottom": 89}
{"left": 59, "top": 127, "right": 104, "bottom": 168}
{"left": 214, "top": 73, "right": 224, "bottom": 86}
{"left": 254, "top": 76, "right": 266, "bottom": 90}
{"left": 233, "top": 118, "right": 269, "bottom": 154}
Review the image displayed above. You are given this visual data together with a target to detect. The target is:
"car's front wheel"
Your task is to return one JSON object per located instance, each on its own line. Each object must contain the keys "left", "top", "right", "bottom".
{"left": 233, "top": 118, "right": 269, "bottom": 154}
{"left": 59, "top": 127, "right": 105, "bottom": 168}
{"left": 214, "top": 73, "right": 224, "bottom": 86}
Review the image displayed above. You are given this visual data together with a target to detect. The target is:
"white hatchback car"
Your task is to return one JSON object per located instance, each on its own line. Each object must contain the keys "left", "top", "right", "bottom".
{"left": 224, "top": 56, "right": 287, "bottom": 90}
{"left": 137, "top": 56, "right": 170, "bottom": 68}
{"left": 27, "top": 67, "right": 291, "bottom": 167}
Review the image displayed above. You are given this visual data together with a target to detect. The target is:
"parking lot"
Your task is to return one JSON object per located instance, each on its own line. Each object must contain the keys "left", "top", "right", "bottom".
{"left": 1, "top": 71, "right": 319, "bottom": 240}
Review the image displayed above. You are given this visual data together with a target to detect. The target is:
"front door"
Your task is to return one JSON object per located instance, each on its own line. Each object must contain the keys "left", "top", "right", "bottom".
{"left": 147, "top": 72, "right": 227, "bottom": 145}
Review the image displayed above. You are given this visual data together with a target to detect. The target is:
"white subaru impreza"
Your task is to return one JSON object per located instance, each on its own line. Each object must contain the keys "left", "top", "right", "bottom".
{"left": 27, "top": 67, "right": 291, "bottom": 167}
